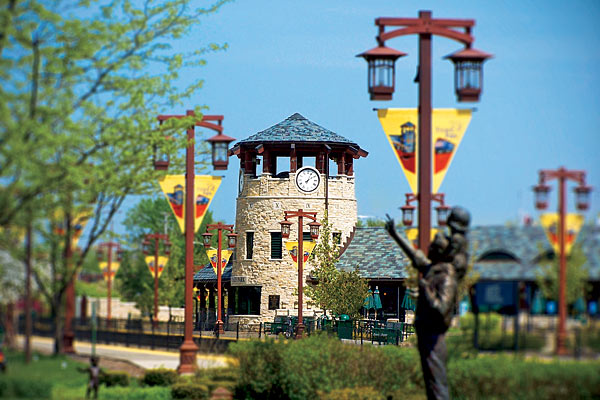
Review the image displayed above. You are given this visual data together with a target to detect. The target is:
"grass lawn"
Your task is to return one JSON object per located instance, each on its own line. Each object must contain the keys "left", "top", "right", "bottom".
{"left": 0, "top": 350, "right": 172, "bottom": 399}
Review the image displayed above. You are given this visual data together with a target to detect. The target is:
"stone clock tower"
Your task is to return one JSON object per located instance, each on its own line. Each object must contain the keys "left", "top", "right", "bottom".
{"left": 227, "top": 113, "right": 368, "bottom": 323}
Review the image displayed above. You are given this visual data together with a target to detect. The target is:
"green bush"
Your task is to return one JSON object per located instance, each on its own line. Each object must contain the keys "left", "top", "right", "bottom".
{"left": 0, "top": 376, "right": 53, "bottom": 398}
{"left": 448, "top": 356, "right": 600, "bottom": 400}
{"left": 318, "top": 386, "right": 385, "bottom": 400}
{"left": 229, "top": 337, "right": 288, "bottom": 400}
{"left": 230, "top": 334, "right": 600, "bottom": 400}
{"left": 171, "top": 381, "right": 210, "bottom": 400}
{"left": 101, "top": 370, "right": 130, "bottom": 387}
{"left": 142, "top": 368, "right": 178, "bottom": 387}
{"left": 230, "top": 333, "right": 424, "bottom": 400}
{"left": 201, "top": 366, "right": 239, "bottom": 383}
{"left": 100, "top": 385, "right": 171, "bottom": 400}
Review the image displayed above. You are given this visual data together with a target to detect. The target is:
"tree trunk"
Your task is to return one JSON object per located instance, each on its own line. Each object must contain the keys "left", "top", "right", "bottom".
{"left": 52, "top": 294, "right": 64, "bottom": 355}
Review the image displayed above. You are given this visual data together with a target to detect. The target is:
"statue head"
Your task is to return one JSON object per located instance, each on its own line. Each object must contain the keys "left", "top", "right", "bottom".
{"left": 447, "top": 206, "right": 470, "bottom": 234}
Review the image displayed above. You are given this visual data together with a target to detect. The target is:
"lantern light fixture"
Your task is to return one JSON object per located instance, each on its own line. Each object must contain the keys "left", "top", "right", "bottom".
{"left": 164, "top": 241, "right": 172, "bottom": 255}
{"left": 401, "top": 205, "right": 416, "bottom": 227}
{"left": 202, "top": 232, "right": 213, "bottom": 249}
{"left": 308, "top": 221, "right": 321, "bottom": 240}
{"left": 116, "top": 248, "right": 124, "bottom": 262}
{"left": 357, "top": 45, "right": 407, "bottom": 101}
{"left": 227, "top": 232, "right": 238, "bottom": 249}
{"left": 533, "top": 183, "right": 551, "bottom": 210}
{"left": 574, "top": 185, "right": 592, "bottom": 211}
{"left": 142, "top": 239, "right": 151, "bottom": 255}
{"left": 206, "top": 132, "right": 236, "bottom": 170}
{"left": 435, "top": 204, "right": 451, "bottom": 226}
{"left": 444, "top": 47, "right": 493, "bottom": 102}
{"left": 280, "top": 219, "right": 292, "bottom": 239}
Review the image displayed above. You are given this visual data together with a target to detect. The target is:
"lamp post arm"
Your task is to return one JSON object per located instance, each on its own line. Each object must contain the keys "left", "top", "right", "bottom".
{"left": 379, "top": 25, "right": 473, "bottom": 45}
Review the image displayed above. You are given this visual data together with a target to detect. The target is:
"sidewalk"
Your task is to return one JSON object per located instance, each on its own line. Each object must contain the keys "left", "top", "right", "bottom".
{"left": 16, "top": 335, "right": 235, "bottom": 370}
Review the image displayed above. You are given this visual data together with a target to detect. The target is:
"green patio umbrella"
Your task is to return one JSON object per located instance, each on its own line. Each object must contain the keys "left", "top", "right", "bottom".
{"left": 373, "top": 287, "right": 383, "bottom": 319}
{"left": 574, "top": 297, "right": 586, "bottom": 315}
{"left": 401, "top": 290, "right": 416, "bottom": 311}
{"left": 531, "top": 290, "right": 544, "bottom": 315}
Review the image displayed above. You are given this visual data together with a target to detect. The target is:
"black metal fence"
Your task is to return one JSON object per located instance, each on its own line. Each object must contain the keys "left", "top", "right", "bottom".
{"left": 19, "top": 315, "right": 416, "bottom": 353}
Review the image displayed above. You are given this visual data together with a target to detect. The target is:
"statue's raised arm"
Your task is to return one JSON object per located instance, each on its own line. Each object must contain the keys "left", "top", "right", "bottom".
{"left": 384, "top": 214, "right": 430, "bottom": 271}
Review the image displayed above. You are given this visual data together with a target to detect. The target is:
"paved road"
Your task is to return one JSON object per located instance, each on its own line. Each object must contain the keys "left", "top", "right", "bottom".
{"left": 16, "top": 335, "right": 234, "bottom": 370}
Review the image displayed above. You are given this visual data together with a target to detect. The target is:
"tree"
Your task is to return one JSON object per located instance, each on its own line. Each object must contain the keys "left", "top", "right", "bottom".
{"left": 535, "top": 243, "right": 590, "bottom": 307}
{"left": 306, "top": 212, "right": 369, "bottom": 318}
{"left": 118, "top": 195, "right": 217, "bottom": 318}
{"left": 0, "top": 0, "right": 230, "bottom": 353}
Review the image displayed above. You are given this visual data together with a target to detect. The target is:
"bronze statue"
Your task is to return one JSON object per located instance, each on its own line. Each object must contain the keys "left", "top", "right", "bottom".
{"left": 385, "top": 206, "right": 470, "bottom": 400}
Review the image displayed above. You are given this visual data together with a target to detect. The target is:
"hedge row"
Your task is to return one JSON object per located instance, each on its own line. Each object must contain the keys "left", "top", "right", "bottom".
{"left": 230, "top": 333, "right": 600, "bottom": 400}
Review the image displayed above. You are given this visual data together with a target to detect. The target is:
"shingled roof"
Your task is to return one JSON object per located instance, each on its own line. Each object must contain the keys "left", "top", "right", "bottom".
{"left": 337, "top": 225, "right": 600, "bottom": 282}
{"left": 193, "top": 260, "right": 233, "bottom": 283}
{"left": 337, "top": 227, "right": 410, "bottom": 279}
{"left": 233, "top": 113, "right": 360, "bottom": 146}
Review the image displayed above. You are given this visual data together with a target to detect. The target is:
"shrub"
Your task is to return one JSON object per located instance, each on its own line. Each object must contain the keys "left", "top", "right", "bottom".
{"left": 142, "top": 368, "right": 178, "bottom": 387}
{"left": 229, "top": 337, "right": 288, "bottom": 400}
{"left": 171, "top": 381, "right": 210, "bottom": 400}
{"left": 100, "top": 386, "right": 171, "bottom": 400}
{"left": 231, "top": 334, "right": 600, "bottom": 400}
{"left": 101, "top": 370, "right": 130, "bottom": 387}
{"left": 202, "top": 366, "right": 239, "bottom": 383}
{"left": 0, "top": 376, "right": 53, "bottom": 398}
{"left": 448, "top": 356, "right": 600, "bottom": 400}
{"left": 319, "top": 386, "right": 385, "bottom": 400}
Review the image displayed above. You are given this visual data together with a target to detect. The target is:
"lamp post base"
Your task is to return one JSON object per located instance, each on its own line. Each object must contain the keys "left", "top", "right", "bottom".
{"left": 295, "top": 323, "right": 305, "bottom": 339}
{"left": 215, "top": 320, "right": 225, "bottom": 335}
{"left": 63, "top": 332, "right": 76, "bottom": 354}
{"left": 177, "top": 340, "right": 198, "bottom": 375}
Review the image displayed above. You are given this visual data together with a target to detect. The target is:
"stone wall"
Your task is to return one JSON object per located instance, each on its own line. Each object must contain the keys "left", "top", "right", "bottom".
{"left": 233, "top": 172, "right": 358, "bottom": 322}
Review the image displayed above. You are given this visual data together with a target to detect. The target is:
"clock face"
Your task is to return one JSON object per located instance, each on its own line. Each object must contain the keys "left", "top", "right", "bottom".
{"left": 295, "top": 167, "right": 320, "bottom": 193}
{"left": 238, "top": 169, "right": 244, "bottom": 195}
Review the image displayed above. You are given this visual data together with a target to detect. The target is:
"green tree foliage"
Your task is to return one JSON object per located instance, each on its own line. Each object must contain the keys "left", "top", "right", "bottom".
{"left": 307, "top": 212, "right": 369, "bottom": 318}
{"left": 118, "top": 196, "right": 217, "bottom": 317}
{"left": 535, "top": 243, "right": 589, "bottom": 306}
{"left": 0, "top": 0, "right": 230, "bottom": 352}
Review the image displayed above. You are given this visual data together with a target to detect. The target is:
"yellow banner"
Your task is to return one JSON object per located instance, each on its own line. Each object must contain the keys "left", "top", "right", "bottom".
{"left": 205, "top": 248, "right": 233, "bottom": 275}
{"left": 540, "top": 213, "right": 584, "bottom": 255}
{"left": 285, "top": 241, "right": 316, "bottom": 266}
{"left": 377, "top": 108, "right": 472, "bottom": 193}
{"left": 101, "top": 268, "right": 116, "bottom": 281}
{"left": 405, "top": 228, "right": 439, "bottom": 248}
{"left": 145, "top": 255, "right": 168, "bottom": 278}
{"left": 99, "top": 261, "right": 120, "bottom": 273}
{"left": 159, "top": 175, "right": 221, "bottom": 233}
{"left": 53, "top": 209, "right": 92, "bottom": 249}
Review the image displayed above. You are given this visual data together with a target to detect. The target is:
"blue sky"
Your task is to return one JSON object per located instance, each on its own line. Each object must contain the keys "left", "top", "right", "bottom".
{"left": 117, "top": 0, "right": 600, "bottom": 233}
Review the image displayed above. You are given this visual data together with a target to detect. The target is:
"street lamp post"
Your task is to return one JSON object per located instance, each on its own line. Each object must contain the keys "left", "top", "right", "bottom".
{"left": 533, "top": 167, "right": 591, "bottom": 355}
{"left": 142, "top": 233, "right": 171, "bottom": 327}
{"left": 201, "top": 223, "right": 237, "bottom": 334}
{"left": 156, "top": 110, "right": 234, "bottom": 374}
{"left": 358, "top": 10, "right": 491, "bottom": 253}
{"left": 279, "top": 210, "right": 321, "bottom": 338}
{"left": 96, "top": 241, "right": 122, "bottom": 321}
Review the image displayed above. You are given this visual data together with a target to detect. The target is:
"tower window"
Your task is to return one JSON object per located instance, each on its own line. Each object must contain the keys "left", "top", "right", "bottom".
{"left": 270, "top": 232, "right": 282, "bottom": 259}
{"left": 246, "top": 231, "right": 254, "bottom": 260}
